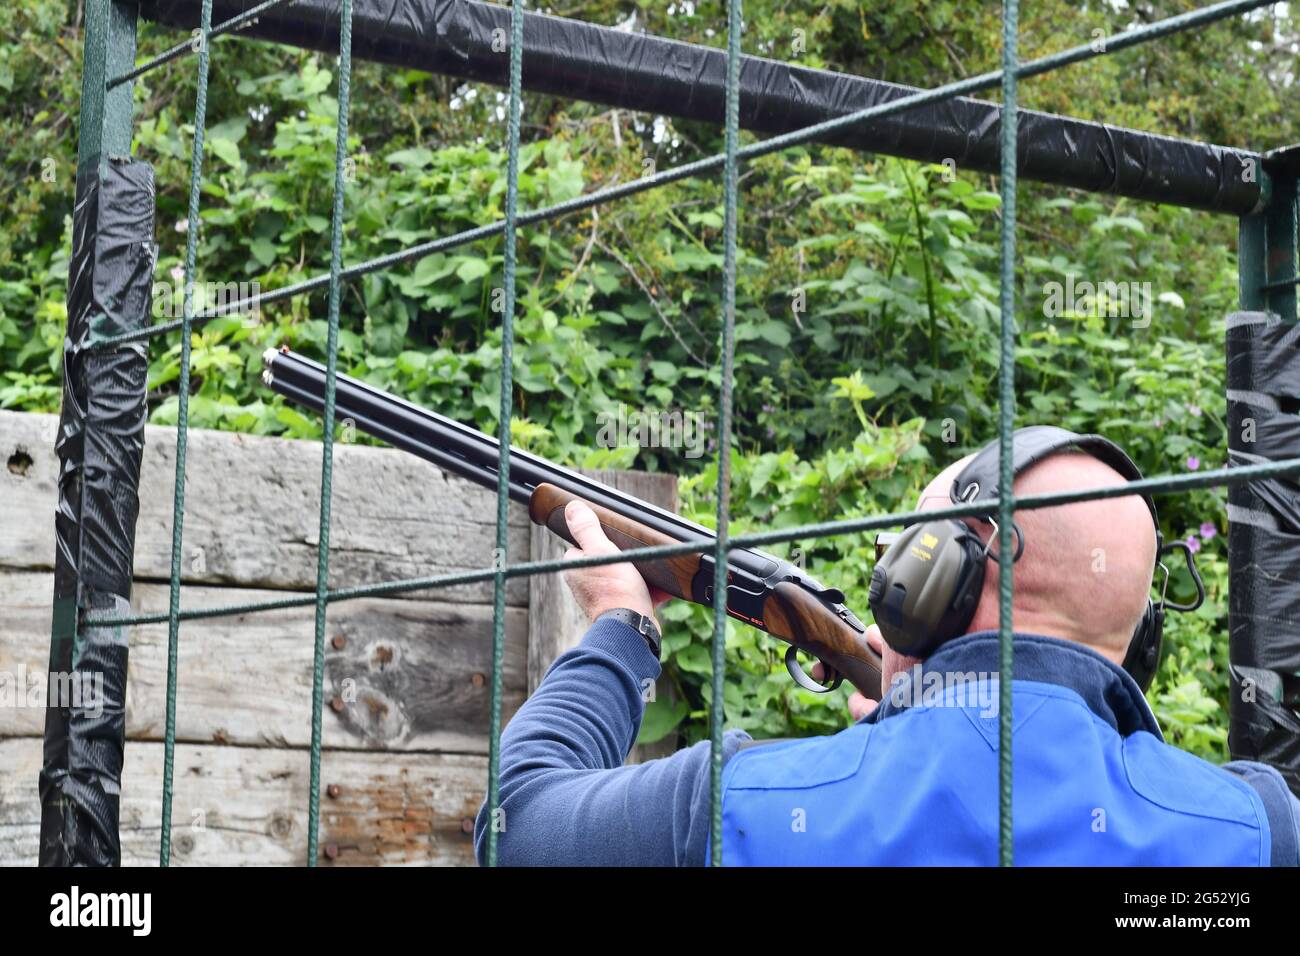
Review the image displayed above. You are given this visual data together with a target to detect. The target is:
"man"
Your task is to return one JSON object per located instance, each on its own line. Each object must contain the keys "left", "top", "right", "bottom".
{"left": 475, "top": 431, "right": 1300, "bottom": 865}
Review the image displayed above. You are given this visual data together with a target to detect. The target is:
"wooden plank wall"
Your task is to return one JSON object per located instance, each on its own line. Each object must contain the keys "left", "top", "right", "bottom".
{"left": 0, "top": 410, "right": 677, "bottom": 865}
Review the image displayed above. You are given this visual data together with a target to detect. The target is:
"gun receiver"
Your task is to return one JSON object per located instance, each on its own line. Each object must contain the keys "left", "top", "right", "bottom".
{"left": 262, "top": 347, "right": 882, "bottom": 698}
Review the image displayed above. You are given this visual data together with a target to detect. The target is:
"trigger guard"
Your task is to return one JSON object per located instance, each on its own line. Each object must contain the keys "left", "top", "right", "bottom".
{"left": 784, "top": 646, "right": 843, "bottom": 693}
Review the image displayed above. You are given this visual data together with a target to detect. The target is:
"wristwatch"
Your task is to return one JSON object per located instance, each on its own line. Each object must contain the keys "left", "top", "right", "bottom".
{"left": 595, "top": 608, "right": 662, "bottom": 660}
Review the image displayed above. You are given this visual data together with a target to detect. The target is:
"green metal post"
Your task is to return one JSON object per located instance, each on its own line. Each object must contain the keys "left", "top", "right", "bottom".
{"left": 40, "top": 0, "right": 143, "bottom": 867}
{"left": 1239, "top": 170, "right": 1295, "bottom": 316}
{"left": 75, "top": 0, "right": 139, "bottom": 176}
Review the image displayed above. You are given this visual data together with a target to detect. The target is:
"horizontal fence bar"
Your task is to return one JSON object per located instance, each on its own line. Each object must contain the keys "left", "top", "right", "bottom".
{"left": 108, "top": 0, "right": 300, "bottom": 89}
{"left": 92, "top": 0, "right": 1274, "bottom": 351}
{"left": 140, "top": 0, "right": 1263, "bottom": 213}
{"left": 83, "top": 453, "right": 1300, "bottom": 629}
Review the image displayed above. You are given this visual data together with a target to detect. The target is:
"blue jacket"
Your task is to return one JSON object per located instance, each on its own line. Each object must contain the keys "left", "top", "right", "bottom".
{"left": 475, "top": 620, "right": 1300, "bottom": 865}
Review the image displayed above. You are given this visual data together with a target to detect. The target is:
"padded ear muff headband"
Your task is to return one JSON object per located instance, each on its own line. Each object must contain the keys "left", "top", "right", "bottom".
{"left": 868, "top": 426, "right": 1199, "bottom": 690}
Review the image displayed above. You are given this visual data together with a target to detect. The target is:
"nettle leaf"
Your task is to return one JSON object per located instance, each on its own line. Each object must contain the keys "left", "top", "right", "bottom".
{"left": 748, "top": 454, "right": 781, "bottom": 496}
{"left": 386, "top": 147, "right": 435, "bottom": 169}
{"left": 411, "top": 254, "right": 455, "bottom": 288}
{"left": 545, "top": 160, "right": 585, "bottom": 201}
{"left": 247, "top": 237, "right": 278, "bottom": 268}
{"left": 208, "top": 137, "right": 242, "bottom": 168}
{"left": 674, "top": 642, "right": 712, "bottom": 675}
{"left": 208, "top": 116, "right": 248, "bottom": 144}
{"left": 960, "top": 191, "right": 1002, "bottom": 211}
{"left": 455, "top": 258, "right": 490, "bottom": 283}
{"left": 736, "top": 320, "right": 791, "bottom": 347}
{"left": 686, "top": 209, "right": 724, "bottom": 229}
{"left": 648, "top": 360, "right": 680, "bottom": 383}
{"left": 636, "top": 698, "right": 689, "bottom": 745}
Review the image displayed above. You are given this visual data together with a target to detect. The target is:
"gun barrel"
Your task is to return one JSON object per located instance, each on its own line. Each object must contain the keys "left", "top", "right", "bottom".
{"left": 262, "top": 348, "right": 780, "bottom": 569}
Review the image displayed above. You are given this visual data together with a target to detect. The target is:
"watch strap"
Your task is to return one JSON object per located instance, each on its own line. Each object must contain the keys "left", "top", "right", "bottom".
{"left": 595, "top": 608, "right": 661, "bottom": 660}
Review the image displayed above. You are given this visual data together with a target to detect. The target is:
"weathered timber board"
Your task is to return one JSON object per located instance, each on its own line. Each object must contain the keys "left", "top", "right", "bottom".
{"left": 0, "top": 572, "right": 526, "bottom": 752}
{"left": 0, "top": 410, "right": 529, "bottom": 605}
{"left": 0, "top": 737, "right": 484, "bottom": 866}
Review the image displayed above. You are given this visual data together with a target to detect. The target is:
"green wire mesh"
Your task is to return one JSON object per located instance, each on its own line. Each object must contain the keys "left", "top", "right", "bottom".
{"left": 158, "top": 0, "right": 213, "bottom": 869}
{"left": 305, "top": 0, "right": 355, "bottom": 867}
{"left": 75, "top": 0, "right": 1300, "bottom": 867}
{"left": 484, "top": 0, "right": 526, "bottom": 870}
{"left": 995, "top": 0, "right": 1020, "bottom": 868}
{"left": 708, "top": 0, "right": 744, "bottom": 867}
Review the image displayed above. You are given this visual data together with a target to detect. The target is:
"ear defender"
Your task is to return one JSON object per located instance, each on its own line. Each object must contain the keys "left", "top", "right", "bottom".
{"left": 867, "top": 519, "right": 989, "bottom": 658}
{"left": 1123, "top": 600, "right": 1165, "bottom": 693}
{"left": 1124, "top": 536, "right": 1205, "bottom": 692}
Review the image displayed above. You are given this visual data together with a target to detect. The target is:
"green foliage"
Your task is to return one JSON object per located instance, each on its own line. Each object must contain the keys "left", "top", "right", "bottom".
{"left": 3, "top": 0, "right": 1289, "bottom": 762}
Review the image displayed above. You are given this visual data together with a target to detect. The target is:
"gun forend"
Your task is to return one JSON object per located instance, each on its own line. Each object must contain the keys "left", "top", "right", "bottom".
{"left": 528, "top": 482, "right": 704, "bottom": 601}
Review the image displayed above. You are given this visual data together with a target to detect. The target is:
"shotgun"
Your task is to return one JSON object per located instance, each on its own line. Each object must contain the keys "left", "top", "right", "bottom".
{"left": 262, "top": 347, "right": 882, "bottom": 698}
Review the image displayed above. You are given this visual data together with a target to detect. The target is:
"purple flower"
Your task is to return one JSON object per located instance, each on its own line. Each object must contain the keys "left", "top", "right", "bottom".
{"left": 1186, "top": 456, "right": 1200, "bottom": 471}
{"left": 1187, "top": 404, "right": 1202, "bottom": 417}
{"left": 766, "top": 426, "right": 777, "bottom": 439}
{"left": 1199, "top": 521, "right": 1217, "bottom": 540}
{"left": 1185, "top": 535, "right": 1201, "bottom": 553}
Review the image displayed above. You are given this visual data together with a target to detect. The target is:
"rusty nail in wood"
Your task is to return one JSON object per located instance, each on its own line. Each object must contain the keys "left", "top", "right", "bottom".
{"left": 471, "top": 672, "right": 486, "bottom": 688}
{"left": 332, "top": 635, "right": 347, "bottom": 650}
{"left": 327, "top": 783, "right": 341, "bottom": 799}
{"left": 324, "top": 843, "right": 339, "bottom": 860}
{"left": 331, "top": 696, "right": 345, "bottom": 712}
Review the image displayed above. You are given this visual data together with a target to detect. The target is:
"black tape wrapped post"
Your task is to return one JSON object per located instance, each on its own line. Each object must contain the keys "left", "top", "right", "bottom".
{"left": 1231, "top": 158, "right": 1300, "bottom": 797}
{"left": 138, "top": 0, "right": 1263, "bottom": 215}
{"left": 40, "top": 0, "right": 156, "bottom": 866}
{"left": 1225, "top": 310, "right": 1300, "bottom": 796}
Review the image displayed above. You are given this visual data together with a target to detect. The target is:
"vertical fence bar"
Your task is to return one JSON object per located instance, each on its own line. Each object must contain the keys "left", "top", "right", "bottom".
{"left": 306, "top": 0, "right": 355, "bottom": 865}
{"left": 995, "top": 0, "right": 1020, "bottom": 867}
{"left": 39, "top": 0, "right": 150, "bottom": 868}
{"left": 158, "top": 0, "right": 214, "bottom": 866}
{"left": 708, "top": 0, "right": 744, "bottom": 866}
{"left": 484, "top": 0, "right": 526, "bottom": 867}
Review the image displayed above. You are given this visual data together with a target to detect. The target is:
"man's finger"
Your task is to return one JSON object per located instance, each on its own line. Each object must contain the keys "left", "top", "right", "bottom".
{"left": 565, "top": 500, "right": 614, "bottom": 553}
{"left": 864, "top": 624, "right": 884, "bottom": 655}
{"left": 848, "top": 692, "right": 880, "bottom": 721}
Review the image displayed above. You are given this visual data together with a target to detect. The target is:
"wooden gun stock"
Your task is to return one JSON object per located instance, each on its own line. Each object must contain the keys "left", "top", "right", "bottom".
{"left": 529, "top": 482, "right": 882, "bottom": 699}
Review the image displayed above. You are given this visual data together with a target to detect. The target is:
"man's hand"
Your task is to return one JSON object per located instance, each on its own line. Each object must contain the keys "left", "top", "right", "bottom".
{"left": 562, "top": 499, "right": 671, "bottom": 627}
{"left": 811, "top": 623, "right": 885, "bottom": 721}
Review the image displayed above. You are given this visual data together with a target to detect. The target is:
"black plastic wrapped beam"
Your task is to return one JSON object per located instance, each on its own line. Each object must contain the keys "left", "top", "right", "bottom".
{"left": 1226, "top": 310, "right": 1300, "bottom": 796}
{"left": 138, "top": 0, "right": 1263, "bottom": 215}
{"left": 39, "top": 159, "right": 156, "bottom": 866}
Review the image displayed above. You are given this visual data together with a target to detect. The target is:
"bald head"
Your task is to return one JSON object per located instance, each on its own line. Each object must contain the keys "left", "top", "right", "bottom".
{"left": 913, "top": 450, "right": 1157, "bottom": 662}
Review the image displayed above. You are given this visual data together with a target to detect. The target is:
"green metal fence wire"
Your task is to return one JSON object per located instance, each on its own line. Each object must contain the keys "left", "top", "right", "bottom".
{"left": 158, "top": 0, "right": 213, "bottom": 869}
{"left": 709, "top": 0, "right": 744, "bottom": 867}
{"left": 305, "top": 0, "right": 354, "bottom": 867}
{"left": 995, "top": 0, "right": 1020, "bottom": 868}
{"left": 484, "top": 0, "right": 526, "bottom": 870}
{"left": 71, "top": 0, "right": 1300, "bottom": 866}
{"left": 84, "top": 457, "right": 1300, "bottom": 626}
